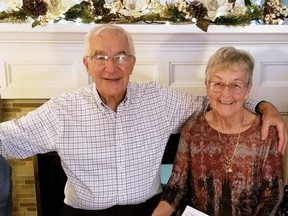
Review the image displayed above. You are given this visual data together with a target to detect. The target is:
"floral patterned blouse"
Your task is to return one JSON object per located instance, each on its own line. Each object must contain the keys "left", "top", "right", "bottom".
{"left": 161, "top": 114, "right": 283, "bottom": 216}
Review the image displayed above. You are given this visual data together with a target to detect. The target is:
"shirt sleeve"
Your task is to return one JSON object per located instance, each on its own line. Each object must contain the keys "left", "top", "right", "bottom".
{"left": 0, "top": 100, "right": 59, "bottom": 159}
{"left": 245, "top": 98, "right": 260, "bottom": 114}
{"left": 160, "top": 85, "right": 209, "bottom": 134}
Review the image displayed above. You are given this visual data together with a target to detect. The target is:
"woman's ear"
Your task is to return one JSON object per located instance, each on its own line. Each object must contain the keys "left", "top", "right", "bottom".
{"left": 247, "top": 83, "right": 252, "bottom": 93}
{"left": 245, "top": 84, "right": 252, "bottom": 100}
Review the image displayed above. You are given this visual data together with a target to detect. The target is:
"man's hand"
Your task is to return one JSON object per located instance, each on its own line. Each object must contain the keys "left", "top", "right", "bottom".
{"left": 258, "top": 101, "right": 288, "bottom": 155}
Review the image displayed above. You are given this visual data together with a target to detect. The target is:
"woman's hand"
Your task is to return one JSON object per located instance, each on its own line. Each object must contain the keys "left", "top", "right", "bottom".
{"left": 151, "top": 201, "right": 175, "bottom": 216}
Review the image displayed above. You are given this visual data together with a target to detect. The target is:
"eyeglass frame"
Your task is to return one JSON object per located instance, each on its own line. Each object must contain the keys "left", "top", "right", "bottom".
{"left": 86, "top": 53, "right": 133, "bottom": 65}
{"left": 206, "top": 81, "right": 248, "bottom": 94}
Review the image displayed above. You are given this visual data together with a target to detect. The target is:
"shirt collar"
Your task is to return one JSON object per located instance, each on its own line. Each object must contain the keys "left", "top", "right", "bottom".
{"left": 92, "top": 82, "right": 130, "bottom": 108}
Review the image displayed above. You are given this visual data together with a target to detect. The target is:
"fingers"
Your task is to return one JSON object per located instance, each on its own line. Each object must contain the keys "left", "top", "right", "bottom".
{"left": 277, "top": 124, "right": 288, "bottom": 155}
{"left": 260, "top": 115, "right": 269, "bottom": 141}
{"left": 273, "top": 117, "right": 287, "bottom": 155}
{"left": 261, "top": 113, "right": 288, "bottom": 155}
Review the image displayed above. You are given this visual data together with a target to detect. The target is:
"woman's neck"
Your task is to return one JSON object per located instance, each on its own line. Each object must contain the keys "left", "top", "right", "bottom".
{"left": 206, "top": 108, "right": 257, "bottom": 134}
{"left": 206, "top": 109, "right": 246, "bottom": 134}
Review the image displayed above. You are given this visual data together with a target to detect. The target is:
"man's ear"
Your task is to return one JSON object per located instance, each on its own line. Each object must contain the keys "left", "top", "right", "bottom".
{"left": 83, "top": 57, "right": 89, "bottom": 69}
{"left": 130, "top": 56, "right": 136, "bottom": 75}
{"left": 83, "top": 57, "right": 92, "bottom": 76}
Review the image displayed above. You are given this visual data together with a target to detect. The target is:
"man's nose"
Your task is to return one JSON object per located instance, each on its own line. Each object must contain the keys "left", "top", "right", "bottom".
{"left": 104, "top": 58, "right": 117, "bottom": 71}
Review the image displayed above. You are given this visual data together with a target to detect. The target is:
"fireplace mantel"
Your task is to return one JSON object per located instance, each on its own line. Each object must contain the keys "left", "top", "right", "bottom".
{"left": 1, "top": 23, "right": 288, "bottom": 33}
{"left": 0, "top": 23, "right": 288, "bottom": 113}
{"left": 1, "top": 23, "right": 288, "bottom": 42}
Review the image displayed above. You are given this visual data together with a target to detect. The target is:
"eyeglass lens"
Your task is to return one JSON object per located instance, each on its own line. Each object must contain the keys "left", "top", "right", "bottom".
{"left": 210, "top": 82, "right": 246, "bottom": 94}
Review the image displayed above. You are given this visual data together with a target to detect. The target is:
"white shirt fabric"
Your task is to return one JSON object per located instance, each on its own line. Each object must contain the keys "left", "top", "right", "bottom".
{"left": 0, "top": 82, "right": 258, "bottom": 210}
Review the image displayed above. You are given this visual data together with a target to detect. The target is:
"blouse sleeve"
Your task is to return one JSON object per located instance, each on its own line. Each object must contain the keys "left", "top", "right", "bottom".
{"left": 161, "top": 117, "right": 195, "bottom": 209}
{"left": 252, "top": 127, "right": 284, "bottom": 216}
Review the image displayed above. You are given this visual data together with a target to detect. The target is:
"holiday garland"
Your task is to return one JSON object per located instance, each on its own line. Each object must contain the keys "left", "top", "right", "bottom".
{"left": 0, "top": 0, "right": 287, "bottom": 32}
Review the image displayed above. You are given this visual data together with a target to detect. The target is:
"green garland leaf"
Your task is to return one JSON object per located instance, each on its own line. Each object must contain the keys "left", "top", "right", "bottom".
{"left": 247, "top": 4, "right": 263, "bottom": 21}
{"left": 196, "top": 19, "right": 211, "bottom": 32}
{"left": 32, "top": 20, "right": 41, "bottom": 28}
{"left": 214, "top": 4, "right": 263, "bottom": 26}
{"left": 214, "top": 14, "right": 251, "bottom": 26}
{"left": 61, "top": 1, "right": 95, "bottom": 23}
{"left": 162, "top": 3, "right": 190, "bottom": 22}
{"left": 0, "top": 9, "right": 28, "bottom": 23}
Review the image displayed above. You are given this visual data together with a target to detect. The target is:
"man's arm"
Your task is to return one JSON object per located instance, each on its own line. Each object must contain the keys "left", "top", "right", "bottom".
{"left": 257, "top": 101, "right": 288, "bottom": 155}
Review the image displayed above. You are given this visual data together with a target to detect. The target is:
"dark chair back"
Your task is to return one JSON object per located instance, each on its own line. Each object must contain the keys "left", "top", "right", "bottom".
{"left": 282, "top": 185, "right": 288, "bottom": 215}
{"left": 33, "top": 152, "right": 66, "bottom": 216}
{"left": 33, "top": 133, "right": 181, "bottom": 216}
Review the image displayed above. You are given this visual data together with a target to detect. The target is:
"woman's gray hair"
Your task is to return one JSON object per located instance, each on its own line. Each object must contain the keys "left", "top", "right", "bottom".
{"left": 205, "top": 46, "right": 254, "bottom": 85}
{"left": 83, "top": 24, "right": 135, "bottom": 56}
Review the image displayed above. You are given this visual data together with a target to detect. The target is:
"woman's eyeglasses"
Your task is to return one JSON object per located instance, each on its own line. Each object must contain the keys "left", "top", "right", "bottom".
{"left": 208, "top": 81, "right": 248, "bottom": 94}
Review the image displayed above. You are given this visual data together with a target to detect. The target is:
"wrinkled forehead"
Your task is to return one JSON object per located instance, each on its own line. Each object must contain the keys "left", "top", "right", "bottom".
{"left": 209, "top": 62, "right": 248, "bottom": 81}
{"left": 211, "top": 61, "right": 247, "bottom": 74}
{"left": 89, "top": 29, "right": 130, "bottom": 54}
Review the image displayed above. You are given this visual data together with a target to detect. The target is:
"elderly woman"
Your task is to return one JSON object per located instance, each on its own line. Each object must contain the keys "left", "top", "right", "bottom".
{"left": 152, "top": 47, "right": 284, "bottom": 216}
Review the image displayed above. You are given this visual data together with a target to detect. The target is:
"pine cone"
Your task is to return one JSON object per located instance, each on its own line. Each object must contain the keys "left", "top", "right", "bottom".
{"left": 22, "top": 0, "right": 48, "bottom": 17}
{"left": 188, "top": 0, "right": 208, "bottom": 20}
{"left": 93, "top": 0, "right": 110, "bottom": 16}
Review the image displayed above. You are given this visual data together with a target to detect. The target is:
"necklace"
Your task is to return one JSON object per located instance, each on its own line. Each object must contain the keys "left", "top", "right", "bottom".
{"left": 217, "top": 112, "right": 244, "bottom": 174}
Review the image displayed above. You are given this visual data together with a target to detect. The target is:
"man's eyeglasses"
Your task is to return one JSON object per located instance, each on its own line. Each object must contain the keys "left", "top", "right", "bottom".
{"left": 207, "top": 81, "right": 248, "bottom": 94}
{"left": 87, "top": 54, "right": 132, "bottom": 65}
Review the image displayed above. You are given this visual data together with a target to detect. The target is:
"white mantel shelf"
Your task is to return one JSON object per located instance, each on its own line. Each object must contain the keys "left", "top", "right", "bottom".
{"left": 1, "top": 23, "right": 288, "bottom": 44}
{"left": 1, "top": 22, "right": 288, "bottom": 33}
